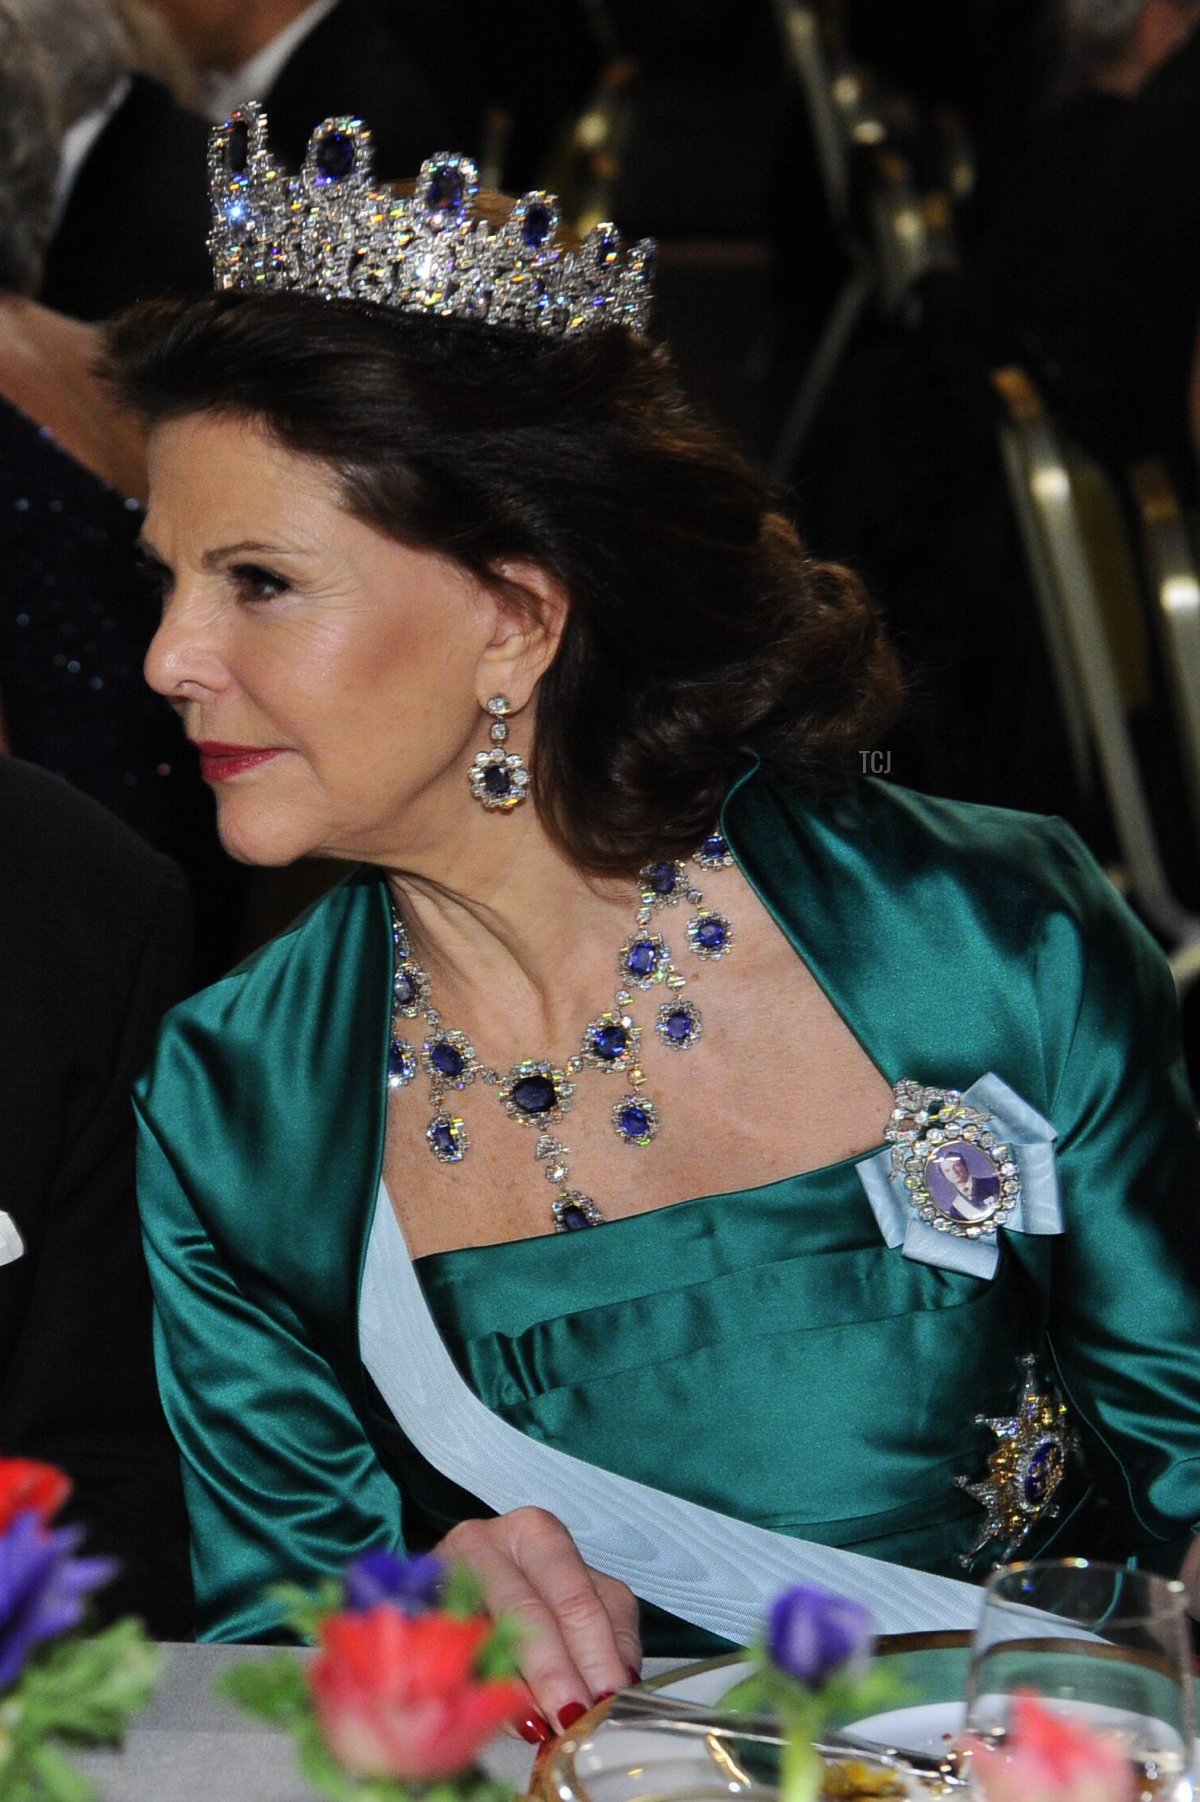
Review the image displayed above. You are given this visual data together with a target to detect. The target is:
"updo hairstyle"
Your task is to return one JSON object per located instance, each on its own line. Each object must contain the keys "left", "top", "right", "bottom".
{"left": 105, "top": 292, "right": 902, "bottom": 873}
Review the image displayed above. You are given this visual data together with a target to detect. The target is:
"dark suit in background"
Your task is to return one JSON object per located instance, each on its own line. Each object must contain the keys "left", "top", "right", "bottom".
{"left": 261, "top": 0, "right": 604, "bottom": 191}
{"left": 1044, "top": 27, "right": 1200, "bottom": 490}
{"left": 0, "top": 756, "right": 193, "bottom": 1635}
{"left": 256, "top": 0, "right": 454, "bottom": 178}
{"left": 39, "top": 74, "right": 212, "bottom": 322}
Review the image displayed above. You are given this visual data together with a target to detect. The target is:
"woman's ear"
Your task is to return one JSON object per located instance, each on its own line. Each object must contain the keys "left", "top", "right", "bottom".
{"left": 474, "top": 559, "right": 569, "bottom": 710}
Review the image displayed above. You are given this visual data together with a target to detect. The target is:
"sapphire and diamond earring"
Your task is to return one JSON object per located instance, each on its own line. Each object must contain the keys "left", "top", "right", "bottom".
{"left": 468, "top": 696, "right": 531, "bottom": 811}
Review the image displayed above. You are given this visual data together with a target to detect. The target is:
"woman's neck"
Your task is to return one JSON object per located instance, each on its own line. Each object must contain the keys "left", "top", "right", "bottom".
{"left": 383, "top": 817, "right": 637, "bottom": 1055}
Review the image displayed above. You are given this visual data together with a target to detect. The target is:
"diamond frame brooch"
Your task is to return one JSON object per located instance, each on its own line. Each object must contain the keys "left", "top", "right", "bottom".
{"left": 886, "top": 1079, "right": 1022, "bottom": 1241}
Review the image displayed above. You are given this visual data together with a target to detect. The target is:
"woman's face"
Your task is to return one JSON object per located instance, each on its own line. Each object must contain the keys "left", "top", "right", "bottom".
{"left": 142, "top": 412, "right": 506, "bottom": 867}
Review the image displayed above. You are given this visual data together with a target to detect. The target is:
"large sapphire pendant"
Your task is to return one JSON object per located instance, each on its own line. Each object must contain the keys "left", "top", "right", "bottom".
{"left": 613, "top": 1094, "right": 659, "bottom": 1146}
{"left": 552, "top": 1191, "right": 604, "bottom": 1232}
{"left": 499, "top": 1060, "right": 575, "bottom": 1127}
{"left": 581, "top": 1011, "right": 640, "bottom": 1073}
{"left": 426, "top": 1112, "right": 469, "bottom": 1163}
{"left": 956, "top": 1356, "right": 1075, "bottom": 1566}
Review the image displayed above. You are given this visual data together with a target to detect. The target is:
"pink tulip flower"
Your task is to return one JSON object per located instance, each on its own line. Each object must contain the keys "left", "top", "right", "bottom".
{"left": 965, "top": 1692, "right": 1137, "bottom": 1802}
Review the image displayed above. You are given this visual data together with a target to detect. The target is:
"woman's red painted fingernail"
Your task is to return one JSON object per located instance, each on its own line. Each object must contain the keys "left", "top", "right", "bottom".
{"left": 517, "top": 1711, "right": 551, "bottom": 1745}
{"left": 557, "top": 1700, "right": 588, "bottom": 1731}
{"left": 595, "top": 1689, "right": 616, "bottom": 1702}
{"left": 627, "top": 1665, "right": 642, "bottom": 1685}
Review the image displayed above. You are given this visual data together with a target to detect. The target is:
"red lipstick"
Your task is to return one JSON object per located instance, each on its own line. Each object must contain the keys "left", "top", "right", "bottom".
{"left": 194, "top": 741, "right": 284, "bottom": 782}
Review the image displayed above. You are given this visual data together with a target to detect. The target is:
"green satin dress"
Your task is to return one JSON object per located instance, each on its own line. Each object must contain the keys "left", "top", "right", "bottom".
{"left": 134, "top": 762, "right": 1200, "bottom": 1646}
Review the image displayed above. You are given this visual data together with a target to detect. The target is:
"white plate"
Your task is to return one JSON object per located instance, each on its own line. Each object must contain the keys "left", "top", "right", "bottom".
{"left": 642, "top": 1657, "right": 1200, "bottom": 1783}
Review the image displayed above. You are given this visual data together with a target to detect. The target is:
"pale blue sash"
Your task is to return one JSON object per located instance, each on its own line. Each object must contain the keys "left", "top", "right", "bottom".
{"left": 359, "top": 1186, "right": 987, "bottom": 1642}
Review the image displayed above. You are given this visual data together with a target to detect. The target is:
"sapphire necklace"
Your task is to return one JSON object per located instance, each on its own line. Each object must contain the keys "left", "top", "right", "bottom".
{"left": 387, "top": 835, "right": 735, "bottom": 1232}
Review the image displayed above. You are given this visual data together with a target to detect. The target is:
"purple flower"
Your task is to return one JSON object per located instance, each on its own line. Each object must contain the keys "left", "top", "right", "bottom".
{"left": 766, "top": 1585, "right": 873, "bottom": 1689}
{"left": 343, "top": 1551, "right": 444, "bottom": 1616}
{"left": 0, "top": 1510, "right": 117, "bottom": 1690}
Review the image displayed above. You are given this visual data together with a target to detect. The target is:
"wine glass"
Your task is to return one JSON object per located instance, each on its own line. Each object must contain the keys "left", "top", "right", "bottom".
{"left": 963, "top": 1560, "right": 1196, "bottom": 1800}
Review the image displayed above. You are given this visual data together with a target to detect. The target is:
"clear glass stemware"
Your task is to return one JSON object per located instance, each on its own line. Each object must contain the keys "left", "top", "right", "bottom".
{"left": 962, "top": 1559, "right": 1196, "bottom": 1800}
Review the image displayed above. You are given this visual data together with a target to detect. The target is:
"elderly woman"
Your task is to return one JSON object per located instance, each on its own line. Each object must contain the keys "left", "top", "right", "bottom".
{"left": 110, "top": 110, "right": 1200, "bottom": 1741}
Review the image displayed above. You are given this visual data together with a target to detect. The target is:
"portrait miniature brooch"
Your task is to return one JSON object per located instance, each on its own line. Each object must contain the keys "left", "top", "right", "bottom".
{"left": 856, "top": 1074, "right": 1064, "bottom": 1278}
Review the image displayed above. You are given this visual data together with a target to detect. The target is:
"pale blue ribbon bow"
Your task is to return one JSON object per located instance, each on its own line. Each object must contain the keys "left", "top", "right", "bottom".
{"left": 856, "top": 1073, "right": 1062, "bottom": 1278}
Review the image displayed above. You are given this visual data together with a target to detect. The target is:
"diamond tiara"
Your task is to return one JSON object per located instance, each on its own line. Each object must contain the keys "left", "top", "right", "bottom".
{"left": 208, "top": 104, "right": 655, "bottom": 337}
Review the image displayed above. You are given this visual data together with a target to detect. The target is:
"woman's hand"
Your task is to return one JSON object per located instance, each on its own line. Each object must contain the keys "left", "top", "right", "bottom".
{"left": 436, "top": 1507, "right": 641, "bottom": 1741}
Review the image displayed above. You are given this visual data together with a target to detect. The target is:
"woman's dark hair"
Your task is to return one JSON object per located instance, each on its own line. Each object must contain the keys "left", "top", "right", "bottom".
{"left": 104, "top": 293, "right": 902, "bottom": 873}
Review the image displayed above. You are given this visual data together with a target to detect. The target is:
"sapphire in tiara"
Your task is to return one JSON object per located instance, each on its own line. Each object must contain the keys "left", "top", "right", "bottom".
{"left": 316, "top": 130, "right": 356, "bottom": 181}
{"left": 522, "top": 203, "right": 552, "bottom": 249}
{"left": 228, "top": 118, "right": 249, "bottom": 173}
{"left": 687, "top": 910, "right": 733, "bottom": 959}
{"left": 208, "top": 107, "right": 654, "bottom": 337}
{"left": 428, "top": 163, "right": 466, "bottom": 212}
{"left": 656, "top": 999, "right": 702, "bottom": 1049}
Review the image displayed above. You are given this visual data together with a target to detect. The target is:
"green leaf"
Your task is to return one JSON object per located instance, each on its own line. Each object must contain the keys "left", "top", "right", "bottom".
{"left": 217, "top": 1654, "right": 311, "bottom": 1727}
{"left": 440, "top": 1565, "right": 487, "bottom": 1621}
{"left": 471, "top": 1616, "right": 522, "bottom": 1682}
{"left": 16, "top": 1622, "right": 160, "bottom": 1745}
{"left": 267, "top": 1578, "right": 346, "bottom": 1643}
{"left": 718, "top": 1671, "right": 773, "bottom": 1715}
{"left": 25, "top": 1740, "right": 96, "bottom": 1802}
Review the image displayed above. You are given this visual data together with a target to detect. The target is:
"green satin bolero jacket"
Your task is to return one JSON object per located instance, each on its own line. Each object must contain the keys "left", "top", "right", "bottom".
{"left": 135, "top": 762, "right": 1200, "bottom": 1645}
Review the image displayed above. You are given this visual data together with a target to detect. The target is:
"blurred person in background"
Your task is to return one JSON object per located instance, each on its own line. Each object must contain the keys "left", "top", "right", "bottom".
{"left": 0, "top": 2, "right": 247, "bottom": 976}
{"left": 143, "top": 0, "right": 453, "bottom": 176}
{"left": 972, "top": 0, "right": 1200, "bottom": 363}
{"left": 1041, "top": 6, "right": 1200, "bottom": 492}
{"left": 0, "top": 754, "right": 194, "bottom": 1637}
{"left": 144, "top": 0, "right": 615, "bottom": 193}
{"left": 20, "top": 0, "right": 214, "bottom": 318}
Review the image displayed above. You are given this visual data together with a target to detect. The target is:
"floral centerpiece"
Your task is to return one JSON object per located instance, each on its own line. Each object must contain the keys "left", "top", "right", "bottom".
{"left": 221, "top": 1551, "right": 526, "bottom": 1802}
{"left": 0, "top": 1455, "right": 160, "bottom": 1801}
{"left": 724, "top": 1585, "right": 905, "bottom": 1802}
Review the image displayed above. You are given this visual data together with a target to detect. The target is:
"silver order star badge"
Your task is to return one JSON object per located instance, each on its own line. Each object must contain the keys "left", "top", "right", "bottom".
{"left": 957, "top": 1356, "right": 1075, "bottom": 1565}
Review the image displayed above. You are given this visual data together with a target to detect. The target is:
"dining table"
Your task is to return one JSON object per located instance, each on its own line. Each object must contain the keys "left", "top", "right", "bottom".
{"left": 69, "top": 1644, "right": 685, "bottom": 1800}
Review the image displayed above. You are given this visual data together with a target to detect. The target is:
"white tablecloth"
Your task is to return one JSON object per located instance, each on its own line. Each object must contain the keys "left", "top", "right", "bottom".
{"left": 70, "top": 1644, "right": 681, "bottom": 1800}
